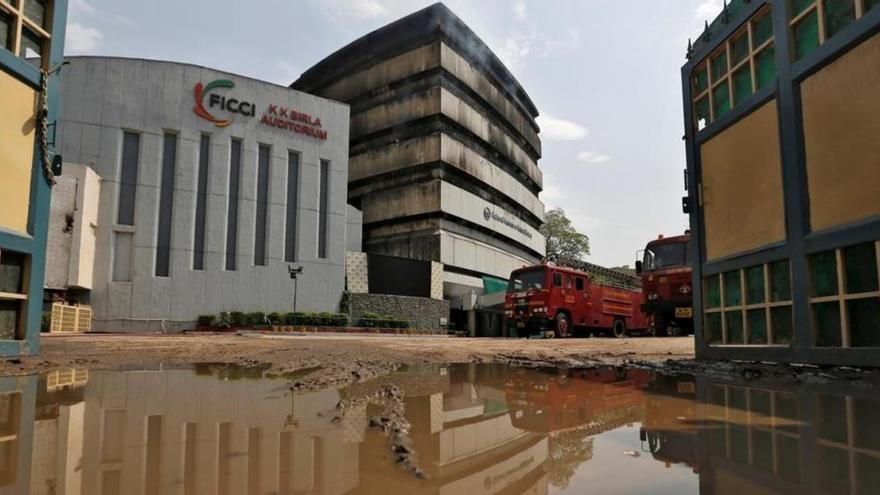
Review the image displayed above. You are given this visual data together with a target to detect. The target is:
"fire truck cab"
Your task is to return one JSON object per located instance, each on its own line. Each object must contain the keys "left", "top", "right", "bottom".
{"left": 636, "top": 233, "right": 693, "bottom": 335}
{"left": 505, "top": 261, "right": 648, "bottom": 338}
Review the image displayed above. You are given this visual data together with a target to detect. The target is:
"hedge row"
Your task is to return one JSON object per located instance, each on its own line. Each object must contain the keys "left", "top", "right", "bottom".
{"left": 197, "top": 311, "right": 409, "bottom": 329}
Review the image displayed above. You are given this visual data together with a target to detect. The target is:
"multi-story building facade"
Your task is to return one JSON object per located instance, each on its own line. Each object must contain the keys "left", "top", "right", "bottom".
{"left": 684, "top": 0, "right": 880, "bottom": 365}
{"left": 292, "top": 3, "right": 546, "bottom": 322}
{"left": 0, "top": 0, "right": 67, "bottom": 356}
{"left": 54, "top": 57, "right": 356, "bottom": 331}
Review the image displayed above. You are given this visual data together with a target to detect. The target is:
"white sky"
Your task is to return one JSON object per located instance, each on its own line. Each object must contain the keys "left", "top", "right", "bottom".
{"left": 64, "top": 0, "right": 725, "bottom": 267}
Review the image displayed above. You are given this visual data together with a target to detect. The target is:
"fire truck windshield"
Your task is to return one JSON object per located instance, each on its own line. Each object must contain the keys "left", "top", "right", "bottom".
{"left": 644, "top": 242, "right": 687, "bottom": 271}
{"left": 508, "top": 269, "right": 546, "bottom": 292}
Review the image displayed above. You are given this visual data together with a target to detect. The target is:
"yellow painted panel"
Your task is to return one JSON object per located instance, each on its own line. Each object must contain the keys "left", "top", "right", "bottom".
{"left": 700, "top": 100, "right": 786, "bottom": 261}
{"left": 0, "top": 69, "right": 37, "bottom": 234}
{"left": 803, "top": 32, "right": 880, "bottom": 231}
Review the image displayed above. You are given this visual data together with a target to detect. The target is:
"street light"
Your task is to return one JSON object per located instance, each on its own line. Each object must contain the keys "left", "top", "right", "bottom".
{"left": 288, "top": 265, "right": 303, "bottom": 313}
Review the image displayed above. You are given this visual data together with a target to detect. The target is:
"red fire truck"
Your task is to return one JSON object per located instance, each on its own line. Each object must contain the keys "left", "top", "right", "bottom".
{"left": 636, "top": 233, "right": 693, "bottom": 336}
{"left": 504, "top": 259, "right": 649, "bottom": 338}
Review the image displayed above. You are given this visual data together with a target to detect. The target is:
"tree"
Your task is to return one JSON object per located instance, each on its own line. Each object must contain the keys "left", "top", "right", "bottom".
{"left": 540, "top": 208, "right": 590, "bottom": 260}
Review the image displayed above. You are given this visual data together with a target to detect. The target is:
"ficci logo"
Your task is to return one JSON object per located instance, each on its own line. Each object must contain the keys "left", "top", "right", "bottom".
{"left": 483, "top": 207, "right": 492, "bottom": 221}
{"left": 193, "top": 79, "right": 256, "bottom": 128}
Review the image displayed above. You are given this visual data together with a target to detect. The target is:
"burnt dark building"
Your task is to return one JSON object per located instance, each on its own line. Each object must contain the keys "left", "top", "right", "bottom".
{"left": 292, "top": 3, "right": 546, "bottom": 319}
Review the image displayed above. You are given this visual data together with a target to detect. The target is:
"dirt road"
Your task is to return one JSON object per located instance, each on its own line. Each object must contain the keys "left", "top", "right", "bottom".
{"left": 0, "top": 333, "right": 694, "bottom": 389}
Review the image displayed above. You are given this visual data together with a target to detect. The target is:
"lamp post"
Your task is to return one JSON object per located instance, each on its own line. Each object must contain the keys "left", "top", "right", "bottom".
{"left": 288, "top": 265, "right": 303, "bottom": 312}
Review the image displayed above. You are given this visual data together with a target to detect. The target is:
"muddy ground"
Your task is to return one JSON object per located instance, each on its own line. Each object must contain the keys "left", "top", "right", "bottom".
{"left": 0, "top": 333, "right": 691, "bottom": 388}
{"left": 4, "top": 333, "right": 876, "bottom": 390}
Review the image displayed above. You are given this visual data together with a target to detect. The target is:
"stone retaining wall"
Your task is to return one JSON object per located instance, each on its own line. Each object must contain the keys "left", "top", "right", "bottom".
{"left": 350, "top": 293, "right": 449, "bottom": 331}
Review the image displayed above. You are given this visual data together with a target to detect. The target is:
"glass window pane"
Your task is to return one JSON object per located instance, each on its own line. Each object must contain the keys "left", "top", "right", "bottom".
{"left": 23, "top": 0, "right": 47, "bottom": 28}
{"left": 772, "top": 306, "right": 793, "bottom": 344}
{"left": 713, "top": 81, "right": 731, "bottom": 118}
{"left": 732, "top": 65, "right": 753, "bottom": 105}
{"left": 824, "top": 0, "right": 855, "bottom": 39}
{"left": 817, "top": 394, "right": 848, "bottom": 442}
{"left": 726, "top": 311, "right": 744, "bottom": 344}
{"left": 724, "top": 270, "right": 742, "bottom": 307}
{"left": 853, "top": 398, "right": 880, "bottom": 451}
{"left": 706, "top": 276, "right": 721, "bottom": 308}
{"left": 745, "top": 265, "right": 765, "bottom": 304}
{"left": 793, "top": 9, "right": 820, "bottom": 61}
{"left": 0, "top": 10, "right": 13, "bottom": 51}
{"left": 692, "top": 64, "right": 709, "bottom": 94}
{"left": 810, "top": 250, "right": 839, "bottom": 297}
{"left": 711, "top": 51, "right": 728, "bottom": 81}
{"left": 770, "top": 259, "right": 791, "bottom": 302}
{"left": 706, "top": 313, "right": 723, "bottom": 344}
{"left": 856, "top": 453, "right": 880, "bottom": 495}
{"left": 747, "top": 308, "right": 768, "bottom": 344}
{"left": 775, "top": 392, "right": 799, "bottom": 432}
{"left": 844, "top": 243, "right": 878, "bottom": 294}
{"left": 19, "top": 26, "right": 43, "bottom": 63}
{"left": 755, "top": 45, "right": 777, "bottom": 90}
{"left": 867, "top": 0, "right": 880, "bottom": 12}
{"left": 814, "top": 302, "right": 842, "bottom": 346}
{"left": 753, "top": 429, "right": 774, "bottom": 471}
{"left": 729, "top": 425, "right": 749, "bottom": 463}
{"left": 752, "top": 11, "right": 774, "bottom": 47}
{"left": 849, "top": 298, "right": 880, "bottom": 347}
{"left": 694, "top": 95, "right": 711, "bottom": 129}
{"left": 117, "top": 132, "right": 140, "bottom": 226}
{"left": 778, "top": 436, "right": 802, "bottom": 482}
{"left": 792, "top": 0, "right": 816, "bottom": 17}
{"left": 0, "top": 300, "right": 20, "bottom": 340}
{"left": 0, "top": 251, "right": 26, "bottom": 294}
{"left": 731, "top": 31, "right": 750, "bottom": 66}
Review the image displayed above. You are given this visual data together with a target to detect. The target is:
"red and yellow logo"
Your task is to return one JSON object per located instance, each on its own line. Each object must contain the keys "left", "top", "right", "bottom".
{"left": 193, "top": 79, "right": 235, "bottom": 128}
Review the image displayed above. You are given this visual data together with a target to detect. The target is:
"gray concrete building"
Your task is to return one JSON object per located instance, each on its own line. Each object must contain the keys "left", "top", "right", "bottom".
{"left": 53, "top": 56, "right": 355, "bottom": 331}
{"left": 291, "top": 3, "right": 546, "bottom": 330}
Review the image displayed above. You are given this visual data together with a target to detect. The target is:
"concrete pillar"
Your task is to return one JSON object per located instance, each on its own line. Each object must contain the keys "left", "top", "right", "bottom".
{"left": 467, "top": 310, "right": 477, "bottom": 337}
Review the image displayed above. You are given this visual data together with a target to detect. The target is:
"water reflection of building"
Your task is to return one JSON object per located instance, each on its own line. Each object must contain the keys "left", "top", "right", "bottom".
{"left": 0, "top": 376, "right": 37, "bottom": 495}
{"left": 641, "top": 374, "right": 880, "bottom": 495}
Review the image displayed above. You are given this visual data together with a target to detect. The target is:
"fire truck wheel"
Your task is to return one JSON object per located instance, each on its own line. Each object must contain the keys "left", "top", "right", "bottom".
{"left": 612, "top": 318, "right": 628, "bottom": 338}
{"left": 554, "top": 313, "right": 571, "bottom": 338}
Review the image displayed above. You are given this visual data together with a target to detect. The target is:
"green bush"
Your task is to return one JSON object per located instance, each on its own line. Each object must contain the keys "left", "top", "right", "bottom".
{"left": 197, "top": 315, "right": 215, "bottom": 327}
{"left": 216, "top": 312, "right": 232, "bottom": 329}
{"left": 357, "top": 314, "right": 410, "bottom": 329}
{"left": 267, "top": 312, "right": 284, "bottom": 325}
{"left": 245, "top": 312, "right": 266, "bottom": 326}
{"left": 280, "top": 311, "right": 348, "bottom": 327}
{"left": 229, "top": 311, "right": 245, "bottom": 327}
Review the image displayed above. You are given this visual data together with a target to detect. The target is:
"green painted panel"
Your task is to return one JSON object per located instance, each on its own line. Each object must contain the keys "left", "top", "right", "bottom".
{"left": 771, "top": 306, "right": 793, "bottom": 344}
{"left": 844, "top": 243, "right": 878, "bottom": 294}
{"left": 814, "top": 302, "right": 842, "bottom": 347}
{"left": 747, "top": 308, "right": 768, "bottom": 344}
{"left": 732, "top": 66, "right": 753, "bottom": 105}
{"left": 731, "top": 32, "right": 750, "bottom": 66}
{"left": 868, "top": 0, "right": 880, "bottom": 11}
{"left": 811, "top": 251, "right": 839, "bottom": 297}
{"left": 706, "top": 276, "right": 722, "bottom": 309}
{"left": 692, "top": 66, "right": 709, "bottom": 94}
{"left": 824, "top": 0, "right": 855, "bottom": 39}
{"left": 482, "top": 276, "right": 509, "bottom": 295}
{"left": 745, "top": 265, "right": 765, "bottom": 304}
{"left": 694, "top": 95, "right": 711, "bottom": 126}
{"left": 724, "top": 270, "right": 742, "bottom": 307}
{"left": 726, "top": 311, "right": 744, "bottom": 344}
{"left": 849, "top": 298, "right": 880, "bottom": 347}
{"left": 818, "top": 446, "right": 851, "bottom": 494}
{"left": 752, "top": 11, "right": 774, "bottom": 47}
{"left": 792, "top": 0, "right": 816, "bottom": 17}
{"left": 755, "top": 45, "right": 777, "bottom": 90}
{"left": 711, "top": 51, "right": 728, "bottom": 81}
{"left": 770, "top": 259, "right": 791, "bottom": 302}
{"left": 794, "top": 10, "right": 820, "bottom": 60}
{"left": 713, "top": 81, "right": 731, "bottom": 118}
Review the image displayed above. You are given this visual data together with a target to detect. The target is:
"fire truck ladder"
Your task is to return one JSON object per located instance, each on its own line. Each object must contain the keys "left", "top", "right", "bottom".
{"left": 544, "top": 255, "right": 642, "bottom": 290}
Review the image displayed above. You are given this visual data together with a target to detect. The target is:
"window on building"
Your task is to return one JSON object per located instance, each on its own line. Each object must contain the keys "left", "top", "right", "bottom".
{"left": 317, "top": 159, "right": 330, "bottom": 259}
{"left": 690, "top": 6, "right": 777, "bottom": 130}
{"left": 193, "top": 134, "right": 210, "bottom": 270}
{"left": 576, "top": 278, "right": 585, "bottom": 291}
{"left": 704, "top": 259, "right": 794, "bottom": 346}
{"left": 553, "top": 272, "right": 563, "bottom": 287}
{"left": 789, "top": 0, "right": 872, "bottom": 61}
{"left": 112, "top": 232, "right": 133, "bottom": 282}
{"left": 226, "top": 139, "right": 242, "bottom": 271}
{"left": 117, "top": 132, "right": 140, "bottom": 226}
{"left": 254, "top": 145, "right": 270, "bottom": 266}
{"left": 284, "top": 152, "right": 300, "bottom": 262}
{"left": 0, "top": 250, "right": 27, "bottom": 341}
{"left": 0, "top": 0, "right": 53, "bottom": 67}
{"left": 809, "top": 242, "right": 880, "bottom": 348}
{"left": 155, "top": 133, "right": 177, "bottom": 277}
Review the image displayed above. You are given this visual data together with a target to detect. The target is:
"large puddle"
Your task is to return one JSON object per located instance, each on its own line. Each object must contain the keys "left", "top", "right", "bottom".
{"left": 1, "top": 362, "right": 878, "bottom": 494}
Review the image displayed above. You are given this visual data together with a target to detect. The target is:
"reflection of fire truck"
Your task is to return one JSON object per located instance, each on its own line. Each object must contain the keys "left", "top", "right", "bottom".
{"left": 504, "top": 368, "right": 653, "bottom": 433}
{"left": 504, "top": 260, "right": 649, "bottom": 338}
{"left": 638, "top": 373, "right": 699, "bottom": 470}
{"left": 636, "top": 234, "right": 693, "bottom": 335}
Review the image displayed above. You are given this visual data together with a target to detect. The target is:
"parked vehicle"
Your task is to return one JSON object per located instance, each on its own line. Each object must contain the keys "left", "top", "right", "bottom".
{"left": 636, "top": 233, "right": 694, "bottom": 336}
{"left": 504, "top": 260, "right": 649, "bottom": 338}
